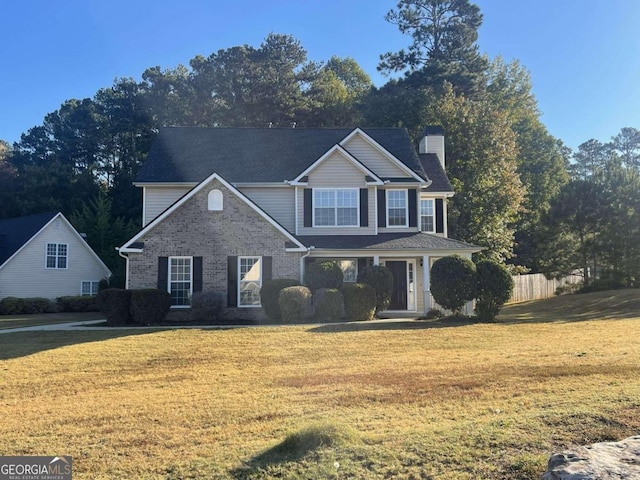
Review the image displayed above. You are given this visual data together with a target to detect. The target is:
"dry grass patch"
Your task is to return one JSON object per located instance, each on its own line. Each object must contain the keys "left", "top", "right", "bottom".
{"left": 0, "top": 290, "right": 639, "bottom": 479}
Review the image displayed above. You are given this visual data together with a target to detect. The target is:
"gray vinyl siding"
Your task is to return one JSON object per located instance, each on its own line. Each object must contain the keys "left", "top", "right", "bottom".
{"left": 144, "top": 186, "right": 192, "bottom": 226}
{"left": 238, "top": 186, "right": 295, "bottom": 232}
{"left": 0, "top": 220, "right": 111, "bottom": 299}
{"left": 343, "top": 136, "right": 412, "bottom": 178}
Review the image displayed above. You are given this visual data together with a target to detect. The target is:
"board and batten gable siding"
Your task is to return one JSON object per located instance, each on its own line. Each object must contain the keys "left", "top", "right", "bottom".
{"left": 342, "top": 135, "right": 411, "bottom": 178}
{"left": 0, "top": 219, "right": 110, "bottom": 299}
{"left": 238, "top": 186, "right": 295, "bottom": 232}
{"left": 297, "top": 151, "right": 376, "bottom": 235}
{"left": 144, "top": 186, "right": 192, "bottom": 226}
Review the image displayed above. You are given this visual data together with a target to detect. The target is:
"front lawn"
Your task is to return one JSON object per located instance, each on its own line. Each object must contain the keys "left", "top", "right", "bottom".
{"left": 0, "top": 311, "right": 105, "bottom": 330}
{"left": 1, "top": 290, "right": 639, "bottom": 479}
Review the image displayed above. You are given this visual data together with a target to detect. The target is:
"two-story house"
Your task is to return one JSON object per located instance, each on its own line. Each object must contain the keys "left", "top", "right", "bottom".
{"left": 118, "top": 126, "right": 480, "bottom": 318}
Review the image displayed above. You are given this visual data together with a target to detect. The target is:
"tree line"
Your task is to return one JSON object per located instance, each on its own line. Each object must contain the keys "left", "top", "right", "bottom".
{"left": 0, "top": 0, "right": 637, "bottom": 291}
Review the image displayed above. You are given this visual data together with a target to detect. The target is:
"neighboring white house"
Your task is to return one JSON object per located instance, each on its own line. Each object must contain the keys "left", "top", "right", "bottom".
{"left": 0, "top": 212, "right": 111, "bottom": 299}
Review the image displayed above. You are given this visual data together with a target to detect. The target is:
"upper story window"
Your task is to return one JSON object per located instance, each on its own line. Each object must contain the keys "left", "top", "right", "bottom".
{"left": 386, "top": 189, "right": 408, "bottom": 227}
{"left": 46, "top": 243, "right": 68, "bottom": 269}
{"left": 420, "top": 198, "right": 435, "bottom": 233}
{"left": 314, "top": 189, "right": 358, "bottom": 227}
{"left": 208, "top": 189, "right": 223, "bottom": 211}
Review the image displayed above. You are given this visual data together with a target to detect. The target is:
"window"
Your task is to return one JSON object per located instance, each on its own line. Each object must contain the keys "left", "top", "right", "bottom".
{"left": 81, "top": 281, "right": 99, "bottom": 296}
{"left": 239, "top": 257, "right": 262, "bottom": 307}
{"left": 420, "top": 198, "right": 435, "bottom": 232}
{"left": 338, "top": 259, "right": 357, "bottom": 283}
{"left": 169, "top": 257, "right": 192, "bottom": 307}
{"left": 46, "top": 243, "right": 68, "bottom": 269}
{"left": 313, "top": 189, "right": 358, "bottom": 226}
{"left": 208, "top": 189, "right": 223, "bottom": 211}
{"left": 386, "top": 190, "right": 408, "bottom": 227}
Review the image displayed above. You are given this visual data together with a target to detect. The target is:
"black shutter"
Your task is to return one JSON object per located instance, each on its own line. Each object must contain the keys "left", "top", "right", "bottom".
{"left": 357, "top": 258, "right": 368, "bottom": 280}
{"left": 359, "top": 188, "right": 368, "bottom": 227}
{"left": 408, "top": 189, "right": 417, "bottom": 228}
{"left": 158, "top": 257, "right": 168, "bottom": 291}
{"left": 193, "top": 257, "right": 203, "bottom": 293}
{"left": 303, "top": 189, "right": 312, "bottom": 227}
{"left": 377, "top": 190, "right": 386, "bottom": 227}
{"left": 263, "top": 256, "right": 272, "bottom": 282}
{"left": 436, "top": 199, "right": 444, "bottom": 234}
{"left": 227, "top": 256, "right": 238, "bottom": 307}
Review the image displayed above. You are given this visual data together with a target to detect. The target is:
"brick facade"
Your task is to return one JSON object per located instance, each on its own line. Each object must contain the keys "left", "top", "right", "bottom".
{"left": 127, "top": 178, "right": 302, "bottom": 319}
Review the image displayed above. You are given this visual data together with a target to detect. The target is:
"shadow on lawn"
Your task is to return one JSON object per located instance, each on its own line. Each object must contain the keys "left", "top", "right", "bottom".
{"left": 0, "top": 329, "right": 158, "bottom": 360}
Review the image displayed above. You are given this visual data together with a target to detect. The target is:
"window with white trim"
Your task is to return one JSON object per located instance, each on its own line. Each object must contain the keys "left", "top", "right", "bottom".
{"left": 313, "top": 189, "right": 358, "bottom": 226}
{"left": 386, "top": 189, "right": 408, "bottom": 227}
{"left": 169, "top": 257, "right": 192, "bottom": 307}
{"left": 338, "top": 259, "right": 357, "bottom": 283}
{"left": 46, "top": 243, "right": 68, "bottom": 269}
{"left": 81, "top": 281, "right": 100, "bottom": 296}
{"left": 420, "top": 198, "right": 435, "bottom": 232}
{"left": 208, "top": 189, "right": 223, "bottom": 211}
{"left": 239, "top": 256, "right": 262, "bottom": 307}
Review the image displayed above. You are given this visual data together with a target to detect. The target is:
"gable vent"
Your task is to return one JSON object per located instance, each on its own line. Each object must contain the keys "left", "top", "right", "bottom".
{"left": 54, "top": 219, "right": 62, "bottom": 229}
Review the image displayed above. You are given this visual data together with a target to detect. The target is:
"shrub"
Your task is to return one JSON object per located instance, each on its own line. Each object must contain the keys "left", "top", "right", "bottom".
{"left": 260, "top": 279, "right": 302, "bottom": 321}
{"left": 96, "top": 289, "right": 132, "bottom": 326}
{"left": 475, "top": 260, "right": 514, "bottom": 321}
{"left": 22, "top": 297, "right": 57, "bottom": 314}
{"left": 190, "top": 291, "right": 225, "bottom": 322}
{"left": 304, "top": 261, "right": 343, "bottom": 293}
{"left": 431, "top": 255, "right": 477, "bottom": 316}
{"left": 130, "top": 289, "right": 171, "bottom": 325}
{"left": 314, "top": 288, "right": 344, "bottom": 322}
{"left": 342, "top": 283, "right": 376, "bottom": 321}
{"left": 0, "top": 297, "right": 25, "bottom": 315}
{"left": 279, "top": 286, "right": 312, "bottom": 323}
{"left": 57, "top": 296, "right": 99, "bottom": 312}
{"left": 357, "top": 265, "right": 394, "bottom": 315}
{"left": 98, "top": 278, "right": 110, "bottom": 292}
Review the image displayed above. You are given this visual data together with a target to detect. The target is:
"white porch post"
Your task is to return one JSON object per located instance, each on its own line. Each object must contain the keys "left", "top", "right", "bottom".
{"left": 373, "top": 255, "right": 380, "bottom": 266}
{"left": 463, "top": 252, "right": 474, "bottom": 316}
{"left": 422, "top": 255, "right": 431, "bottom": 314}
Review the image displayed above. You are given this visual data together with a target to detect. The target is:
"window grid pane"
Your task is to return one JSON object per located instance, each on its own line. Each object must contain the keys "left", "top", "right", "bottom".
{"left": 46, "top": 243, "right": 67, "bottom": 269}
{"left": 387, "top": 191, "right": 407, "bottom": 226}
{"left": 314, "top": 189, "right": 358, "bottom": 226}
{"left": 420, "top": 199, "right": 435, "bottom": 232}
{"left": 169, "top": 257, "right": 192, "bottom": 306}
{"left": 239, "top": 257, "right": 262, "bottom": 306}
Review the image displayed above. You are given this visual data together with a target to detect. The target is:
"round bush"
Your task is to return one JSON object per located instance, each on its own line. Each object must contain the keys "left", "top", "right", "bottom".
{"left": 260, "top": 279, "right": 302, "bottom": 321}
{"left": 304, "top": 261, "right": 343, "bottom": 293}
{"left": 130, "top": 289, "right": 172, "bottom": 325}
{"left": 342, "top": 283, "right": 376, "bottom": 321}
{"left": 430, "top": 255, "right": 477, "bottom": 316}
{"left": 96, "top": 288, "right": 132, "bottom": 326}
{"left": 357, "top": 265, "right": 394, "bottom": 315}
{"left": 191, "top": 291, "right": 225, "bottom": 322}
{"left": 314, "top": 288, "right": 344, "bottom": 322}
{"left": 475, "top": 260, "right": 514, "bottom": 321}
{"left": 279, "top": 286, "right": 312, "bottom": 323}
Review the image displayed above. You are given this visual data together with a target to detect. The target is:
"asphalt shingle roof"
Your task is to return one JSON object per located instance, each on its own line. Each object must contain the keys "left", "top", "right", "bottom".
{"left": 419, "top": 154, "right": 453, "bottom": 192}
{"left": 0, "top": 212, "right": 58, "bottom": 266}
{"left": 297, "top": 232, "right": 479, "bottom": 251}
{"left": 137, "top": 127, "right": 430, "bottom": 184}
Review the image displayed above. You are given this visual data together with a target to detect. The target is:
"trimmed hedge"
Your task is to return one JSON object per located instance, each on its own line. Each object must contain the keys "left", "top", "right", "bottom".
{"left": 57, "top": 295, "right": 99, "bottom": 312}
{"left": 0, "top": 297, "right": 25, "bottom": 315}
{"left": 357, "top": 265, "right": 394, "bottom": 315}
{"left": 279, "top": 286, "right": 312, "bottom": 323}
{"left": 130, "top": 289, "right": 171, "bottom": 325}
{"left": 96, "top": 289, "right": 132, "bottom": 326}
{"left": 305, "top": 261, "right": 343, "bottom": 293}
{"left": 191, "top": 291, "right": 225, "bottom": 322}
{"left": 342, "top": 283, "right": 376, "bottom": 321}
{"left": 0, "top": 297, "right": 60, "bottom": 315}
{"left": 314, "top": 288, "right": 344, "bottom": 322}
{"left": 431, "top": 255, "right": 477, "bottom": 316}
{"left": 475, "top": 260, "right": 514, "bottom": 322}
{"left": 260, "top": 279, "right": 302, "bottom": 321}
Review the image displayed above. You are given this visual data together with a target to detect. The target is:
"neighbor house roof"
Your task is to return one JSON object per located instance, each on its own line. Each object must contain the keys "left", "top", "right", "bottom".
{"left": 136, "top": 127, "right": 432, "bottom": 184}
{"left": 0, "top": 212, "right": 58, "bottom": 266}
{"left": 297, "top": 232, "right": 480, "bottom": 252}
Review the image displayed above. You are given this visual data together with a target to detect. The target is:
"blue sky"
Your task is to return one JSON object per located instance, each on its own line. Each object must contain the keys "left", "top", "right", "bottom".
{"left": 2, "top": 0, "right": 638, "bottom": 151}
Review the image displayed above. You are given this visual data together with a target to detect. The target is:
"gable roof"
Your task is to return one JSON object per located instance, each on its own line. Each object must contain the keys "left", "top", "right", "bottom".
{"left": 136, "top": 127, "right": 429, "bottom": 184}
{"left": 298, "top": 232, "right": 480, "bottom": 252}
{"left": 120, "top": 172, "right": 307, "bottom": 252}
{"left": 0, "top": 212, "right": 58, "bottom": 266}
{"left": 0, "top": 212, "right": 111, "bottom": 275}
{"left": 419, "top": 154, "right": 453, "bottom": 193}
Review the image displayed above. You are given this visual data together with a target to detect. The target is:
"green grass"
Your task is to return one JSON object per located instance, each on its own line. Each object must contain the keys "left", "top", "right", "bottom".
{"left": 0, "top": 289, "right": 639, "bottom": 479}
{"left": 0, "top": 311, "right": 104, "bottom": 330}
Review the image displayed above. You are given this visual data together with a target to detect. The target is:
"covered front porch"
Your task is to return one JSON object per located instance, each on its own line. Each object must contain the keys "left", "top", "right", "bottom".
{"left": 299, "top": 232, "right": 482, "bottom": 316}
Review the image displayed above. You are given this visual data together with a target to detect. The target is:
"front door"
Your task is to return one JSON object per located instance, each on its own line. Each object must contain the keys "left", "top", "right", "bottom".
{"left": 386, "top": 261, "right": 407, "bottom": 310}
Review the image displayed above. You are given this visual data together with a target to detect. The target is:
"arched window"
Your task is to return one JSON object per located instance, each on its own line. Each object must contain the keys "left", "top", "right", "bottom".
{"left": 208, "top": 189, "right": 223, "bottom": 211}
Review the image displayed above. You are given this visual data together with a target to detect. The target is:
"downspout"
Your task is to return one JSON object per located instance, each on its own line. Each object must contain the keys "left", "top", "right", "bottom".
{"left": 300, "top": 246, "right": 314, "bottom": 282}
{"left": 117, "top": 248, "right": 129, "bottom": 290}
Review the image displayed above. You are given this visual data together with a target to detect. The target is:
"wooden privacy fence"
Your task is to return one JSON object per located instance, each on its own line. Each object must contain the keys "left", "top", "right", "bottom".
{"left": 508, "top": 273, "right": 582, "bottom": 304}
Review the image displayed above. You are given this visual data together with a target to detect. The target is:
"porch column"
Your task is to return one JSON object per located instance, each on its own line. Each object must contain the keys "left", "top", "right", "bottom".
{"left": 463, "top": 252, "right": 474, "bottom": 316}
{"left": 373, "top": 255, "right": 380, "bottom": 266}
{"left": 422, "top": 255, "right": 431, "bottom": 314}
